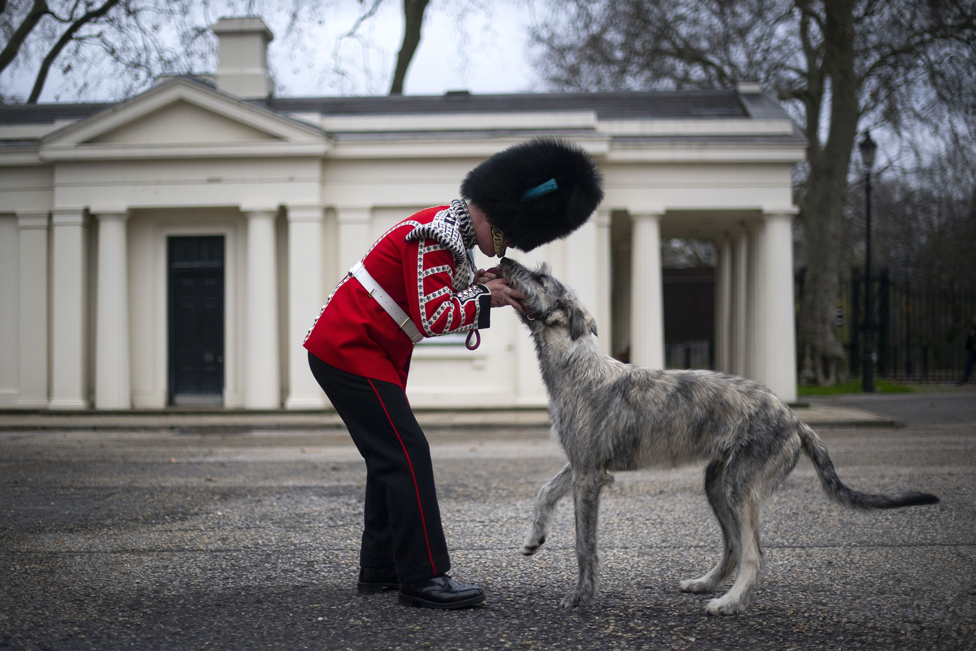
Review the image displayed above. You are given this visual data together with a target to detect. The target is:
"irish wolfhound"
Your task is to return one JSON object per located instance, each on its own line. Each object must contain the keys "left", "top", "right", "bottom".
{"left": 497, "top": 257, "right": 939, "bottom": 615}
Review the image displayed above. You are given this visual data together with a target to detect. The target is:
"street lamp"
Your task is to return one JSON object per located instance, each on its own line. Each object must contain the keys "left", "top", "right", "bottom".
{"left": 859, "top": 130, "right": 877, "bottom": 392}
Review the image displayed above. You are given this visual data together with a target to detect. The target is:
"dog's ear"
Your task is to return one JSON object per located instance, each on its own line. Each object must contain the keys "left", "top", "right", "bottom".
{"left": 568, "top": 303, "right": 596, "bottom": 340}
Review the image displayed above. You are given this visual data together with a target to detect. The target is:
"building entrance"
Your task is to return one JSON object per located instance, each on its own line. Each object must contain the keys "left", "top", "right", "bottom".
{"left": 168, "top": 236, "right": 225, "bottom": 406}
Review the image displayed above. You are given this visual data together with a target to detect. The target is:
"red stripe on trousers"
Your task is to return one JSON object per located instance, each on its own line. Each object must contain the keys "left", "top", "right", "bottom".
{"left": 367, "top": 378, "right": 437, "bottom": 576}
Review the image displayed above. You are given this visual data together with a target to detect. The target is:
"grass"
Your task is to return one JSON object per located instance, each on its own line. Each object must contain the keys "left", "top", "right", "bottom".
{"left": 797, "top": 379, "right": 916, "bottom": 396}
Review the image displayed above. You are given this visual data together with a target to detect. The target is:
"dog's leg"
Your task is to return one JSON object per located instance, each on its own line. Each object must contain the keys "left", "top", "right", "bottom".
{"left": 561, "top": 469, "right": 606, "bottom": 608}
{"left": 522, "top": 462, "right": 573, "bottom": 555}
{"left": 681, "top": 459, "right": 740, "bottom": 594}
{"left": 704, "top": 436, "right": 798, "bottom": 614}
{"left": 706, "top": 491, "right": 763, "bottom": 615}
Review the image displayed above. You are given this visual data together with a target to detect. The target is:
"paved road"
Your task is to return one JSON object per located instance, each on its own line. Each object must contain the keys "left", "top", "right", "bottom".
{"left": 1, "top": 422, "right": 973, "bottom": 650}
{"left": 813, "top": 389, "right": 976, "bottom": 427}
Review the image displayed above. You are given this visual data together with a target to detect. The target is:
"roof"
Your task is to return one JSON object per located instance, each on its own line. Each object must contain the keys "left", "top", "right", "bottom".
{"left": 0, "top": 88, "right": 791, "bottom": 126}
{"left": 261, "top": 89, "right": 753, "bottom": 120}
{"left": 0, "top": 85, "right": 804, "bottom": 155}
{"left": 0, "top": 101, "right": 113, "bottom": 125}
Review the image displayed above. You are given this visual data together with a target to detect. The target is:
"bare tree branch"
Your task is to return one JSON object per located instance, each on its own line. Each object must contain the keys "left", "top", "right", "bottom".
{"left": 27, "top": 0, "right": 120, "bottom": 102}
{"left": 345, "top": 0, "right": 385, "bottom": 37}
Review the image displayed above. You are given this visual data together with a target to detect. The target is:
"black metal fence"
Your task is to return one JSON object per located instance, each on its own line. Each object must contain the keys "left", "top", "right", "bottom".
{"left": 835, "top": 267, "right": 975, "bottom": 383}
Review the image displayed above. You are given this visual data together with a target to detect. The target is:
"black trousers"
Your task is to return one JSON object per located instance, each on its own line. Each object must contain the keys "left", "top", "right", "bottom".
{"left": 308, "top": 352, "right": 450, "bottom": 583}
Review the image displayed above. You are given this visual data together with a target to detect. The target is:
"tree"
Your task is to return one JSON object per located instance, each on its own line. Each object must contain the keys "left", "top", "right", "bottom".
{"left": 0, "top": 0, "right": 224, "bottom": 103}
{"left": 529, "top": 0, "right": 976, "bottom": 385}
{"left": 867, "top": 148, "right": 976, "bottom": 296}
{"left": 330, "top": 0, "right": 432, "bottom": 96}
{"left": 341, "top": 0, "right": 495, "bottom": 96}
{"left": 390, "top": 0, "right": 430, "bottom": 95}
{"left": 1, "top": 0, "right": 493, "bottom": 103}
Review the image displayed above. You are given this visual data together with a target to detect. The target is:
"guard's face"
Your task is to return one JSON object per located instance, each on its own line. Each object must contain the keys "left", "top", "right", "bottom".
{"left": 468, "top": 202, "right": 511, "bottom": 258}
{"left": 467, "top": 202, "right": 496, "bottom": 257}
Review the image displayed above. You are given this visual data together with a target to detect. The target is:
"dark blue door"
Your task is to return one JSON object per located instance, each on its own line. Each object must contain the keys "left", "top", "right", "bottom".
{"left": 168, "top": 236, "right": 224, "bottom": 406}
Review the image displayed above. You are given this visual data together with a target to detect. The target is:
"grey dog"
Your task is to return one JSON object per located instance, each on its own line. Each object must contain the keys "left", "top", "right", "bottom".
{"left": 497, "top": 257, "right": 939, "bottom": 615}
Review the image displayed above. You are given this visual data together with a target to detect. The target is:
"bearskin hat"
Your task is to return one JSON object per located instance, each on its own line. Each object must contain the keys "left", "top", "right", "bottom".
{"left": 460, "top": 137, "right": 604, "bottom": 252}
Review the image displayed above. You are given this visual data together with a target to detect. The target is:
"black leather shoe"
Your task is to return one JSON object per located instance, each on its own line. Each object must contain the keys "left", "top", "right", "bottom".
{"left": 357, "top": 567, "right": 399, "bottom": 593}
{"left": 398, "top": 575, "right": 485, "bottom": 609}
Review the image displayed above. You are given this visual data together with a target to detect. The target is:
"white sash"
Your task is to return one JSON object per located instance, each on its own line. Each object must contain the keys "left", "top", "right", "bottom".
{"left": 349, "top": 261, "right": 424, "bottom": 344}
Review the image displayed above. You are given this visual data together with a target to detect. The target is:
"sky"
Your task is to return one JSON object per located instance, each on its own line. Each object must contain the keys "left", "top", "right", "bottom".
{"left": 1, "top": 0, "right": 545, "bottom": 103}
{"left": 270, "top": 0, "right": 545, "bottom": 97}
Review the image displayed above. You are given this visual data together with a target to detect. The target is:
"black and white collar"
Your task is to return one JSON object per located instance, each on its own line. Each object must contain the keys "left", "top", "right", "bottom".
{"left": 452, "top": 199, "right": 478, "bottom": 251}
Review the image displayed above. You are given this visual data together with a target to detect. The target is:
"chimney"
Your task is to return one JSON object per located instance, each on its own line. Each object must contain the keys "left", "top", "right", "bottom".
{"left": 211, "top": 17, "right": 274, "bottom": 99}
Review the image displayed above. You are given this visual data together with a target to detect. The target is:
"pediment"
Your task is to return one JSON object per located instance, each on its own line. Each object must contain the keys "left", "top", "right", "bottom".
{"left": 41, "top": 78, "right": 328, "bottom": 159}
{"left": 85, "top": 100, "right": 280, "bottom": 145}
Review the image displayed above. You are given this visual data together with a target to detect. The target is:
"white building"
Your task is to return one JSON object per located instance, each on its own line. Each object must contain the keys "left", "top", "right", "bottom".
{"left": 0, "top": 18, "right": 805, "bottom": 411}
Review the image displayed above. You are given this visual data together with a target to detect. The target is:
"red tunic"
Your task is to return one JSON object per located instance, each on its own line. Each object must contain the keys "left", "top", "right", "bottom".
{"left": 304, "top": 204, "right": 491, "bottom": 388}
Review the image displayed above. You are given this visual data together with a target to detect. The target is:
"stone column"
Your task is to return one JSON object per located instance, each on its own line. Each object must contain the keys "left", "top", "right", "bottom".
{"left": 245, "top": 210, "right": 280, "bottom": 409}
{"left": 761, "top": 213, "right": 798, "bottom": 402}
{"left": 746, "top": 226, "right": 766, "bottom": 383}
{"left": 0, "top": 216, "right": 18, "bottom": 407}
{"left": 94, "top": 211, "right": 131, "bottom": 410}
{"left": 50, "top": 209, "right": 89, "bottom": 409}
{"left": 336, "top": 207, "right": 372, "bottom": 275}
{"left": 565, "top": 210, "right": 610, "bottom": 353}
{"left": 595, "top": 209, "right": 613, "bottom": 355}
{"left": 714, "top": 237, "right": 733, "bottom": 374}
{"left": 285, "top": 206, "right": 327, "bottom": 409}
{"left": 611, "top": 216, "right": 632, "bottom": 360}
{"left": 630, "top": 212, "right": 665, "bottom": 369}
{"left": 731, "top": 231, "right": 749, "bottom": 377}
{"left": 17, "top": 212, "right": 49, "bottom": 407}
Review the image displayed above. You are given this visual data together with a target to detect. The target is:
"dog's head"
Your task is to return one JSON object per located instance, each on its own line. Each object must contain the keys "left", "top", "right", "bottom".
{"left": 497, "top": 257, "right": 598, "bottom": 341}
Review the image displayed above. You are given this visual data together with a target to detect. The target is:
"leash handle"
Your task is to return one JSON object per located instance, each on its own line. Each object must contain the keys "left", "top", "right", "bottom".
{"left": 465, "top": 330, "right": 481, "bottom": 350}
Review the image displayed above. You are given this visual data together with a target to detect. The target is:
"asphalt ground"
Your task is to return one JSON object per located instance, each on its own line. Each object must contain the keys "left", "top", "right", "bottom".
{"left": 1, "top": 399, "right": 974, "bottom": 650}
{"left": 810, "top": 389, "right": 976, "bottom": 427}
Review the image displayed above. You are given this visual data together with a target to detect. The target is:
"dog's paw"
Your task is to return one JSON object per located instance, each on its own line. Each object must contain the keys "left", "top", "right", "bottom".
{"left": 520, "top": 535, "right": 545, "bottom": 556}
{"left": 559, "top": 588, "right": 593, "bottom": 608}
{"left": 680, "top": 578, "right": 717, "bottom": 594}
{"left": 705, "top": 595, "right": 746, "bottom": 616}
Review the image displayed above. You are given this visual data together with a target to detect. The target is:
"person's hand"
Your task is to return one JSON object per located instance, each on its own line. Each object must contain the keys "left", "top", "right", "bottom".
{"left": 474, "top": 267, "right": 500, "bottom": 284}
{"left": 482, "top": 277, "right": 526, "bottom": 315}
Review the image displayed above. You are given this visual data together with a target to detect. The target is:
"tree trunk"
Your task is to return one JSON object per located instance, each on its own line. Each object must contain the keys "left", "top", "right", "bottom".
{"left": 797, "top": 0, "right": 861, "bottom": 385}
{"left": 0, "top": 0, "right": 48, "bottom": 78}
{"left": 389, "top": 0, "right": 430, "bottom": 95}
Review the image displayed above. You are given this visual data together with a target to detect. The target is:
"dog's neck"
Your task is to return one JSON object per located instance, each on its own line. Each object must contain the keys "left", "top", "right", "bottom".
{"left": 531, "top": 327, "right": 610, "bottom": 400}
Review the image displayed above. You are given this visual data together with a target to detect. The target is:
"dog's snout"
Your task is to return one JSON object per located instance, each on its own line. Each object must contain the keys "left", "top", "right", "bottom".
{"left": 497, "top": 257, "right": 518, "bottom": 279}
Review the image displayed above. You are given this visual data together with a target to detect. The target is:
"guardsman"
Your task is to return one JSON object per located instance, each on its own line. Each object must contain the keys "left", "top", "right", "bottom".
{"left": 304, "top": 137, "right": 603, "bottom": 608}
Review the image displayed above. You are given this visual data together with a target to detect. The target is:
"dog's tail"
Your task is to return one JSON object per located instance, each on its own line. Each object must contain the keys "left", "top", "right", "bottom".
{"left": 797, "top": 423, "right": 939, "bottom": 510}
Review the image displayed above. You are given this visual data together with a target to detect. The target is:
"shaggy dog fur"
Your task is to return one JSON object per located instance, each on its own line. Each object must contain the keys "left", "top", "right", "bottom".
{"left": 498, "top": 257, "right": 939, "bottom": 615}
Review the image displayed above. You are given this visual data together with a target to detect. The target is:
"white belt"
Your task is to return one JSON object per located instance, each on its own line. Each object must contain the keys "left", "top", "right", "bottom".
{"left": 350, "top": 261, "right": 424, "bottom": 344}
